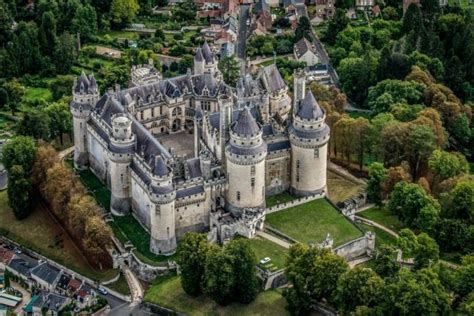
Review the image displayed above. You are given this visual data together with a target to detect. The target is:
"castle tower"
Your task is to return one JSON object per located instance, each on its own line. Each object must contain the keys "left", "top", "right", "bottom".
{"left": 200, "top": 149, "right": 212, "bottom": 180}
{"left": 109, "top": 113, "right": 135, "bottom": 215}
{"left": 194, "top": 47, "right": 205, "bottom": 75}
{"left": 289, "top": 90, "right": 330, "bottom": 196}
{"left": 293, "top": 69, "right": 306, "bottom": 109}
{"left": 70, "top": 72, "right": 99, "bottom": 169}
{"left": 149, "top": 156, "right": 177, "bottom": 255}
{"left": 225, "top": 108, "right": 267, "bottom": 216}
{"left": 218, "top": 92, "right": 233, "bottom": 162}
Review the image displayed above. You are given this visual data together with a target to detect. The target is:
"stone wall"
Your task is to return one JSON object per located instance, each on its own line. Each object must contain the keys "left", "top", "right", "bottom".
{"left": 265, "top": 193, "right": 326, "bottom": 214}
{"left": 333, "top": 232, "right": 375, "bottom": 260}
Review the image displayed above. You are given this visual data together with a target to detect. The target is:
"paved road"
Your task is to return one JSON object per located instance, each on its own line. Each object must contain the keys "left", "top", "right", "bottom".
{"left": 236, "top": 4, "right": 250, "bottom": 61}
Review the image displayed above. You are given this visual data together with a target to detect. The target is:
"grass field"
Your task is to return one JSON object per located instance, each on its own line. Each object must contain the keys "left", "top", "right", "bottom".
{"left": 0, "top": 113, "right": 16, "bottom": 135}
{"left": 0, "top": 191, "right": 117, "bottom": 281}
{"left": 265, "top": 198, "right": 363, "bottom": 246}
{"left": 326, "top": 170, "right": 365, "bottom": 203}
{"left": 358, "top": 206, "right": 405, "bottom": 233}
{"left": 106, "top": 273, "right": 130, "bottom": 295}
{"left": 110, "top": 215, "right": 176, "bottom": 265}
{"left": 241, "top": 237, "right": 288, "bottom": 270}
{"left": 144, "top": 275, "right": 289, "bottom": 316}
{"left": 23, "top": 87, "right": 53, "bottom": 103}
{"left": 266, "top": 192, "right": 298, "bottom": 208}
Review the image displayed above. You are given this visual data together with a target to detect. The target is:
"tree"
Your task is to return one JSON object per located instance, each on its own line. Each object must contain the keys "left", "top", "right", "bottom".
{"left": 173, "top": 0, "right": 197, "bottom": 22}
{"left": 7, "top": 165, "right": 33, "bottom": 219}
{"left": 16, "top": 111, "right": 50, "bottom": 140}
{"left": 373, "top": 245, "right": 400, "bottom": 279}
{"left": 3, "top": 79, "right": 25, "bottom": 114}
{"left": 54, "top": 32, "right": 78, "bottom": 74}
{"left": 455, "top": 258, "right": 474, "bottom": 300}
{"left": 449, "top": 180, "right": 474, "bottom": 222}
{"left": 0, "top": 0, "right": 12, "bottom": 45}
{"left": 381, "top": 165, "right": 412, "bottom": 198}
{"left": 405, "top": 123, "right": 437, "bottom": 179}
{"left": 388, "top": 182, "right": 440, "bottom": 231}
{"left": 6, "top": 22, "right": 43, "bottom": 76}
{"left": 71, "top": 3, "right": 98, "bottom": 42}
{"left": 380, "top": 268, "right": 450, "bottom": 315}
{"left": 67, "top": 194, "right": 101, "bottom": 237}
{"left": 218, "top": 56, "right": 240, "bottom": 87}
{"left": 367, "top": 162, "right": 387, "bottom": 205}
{"left": 83, "top": 215, "right": 112, "bottom": 258}
{"left": 1, "top": 135, "right": 36, "bottom": 172}
{"left": 226, "top": 239, "right": 259, "bottom": 304}
{"left": 110, "top": 0, "right": 139, "bottom": 25}
{"left": 325, "top": 9, "right": 349, "bottom": 45}
{"left": 176, "top": 232, "right": 210, "bottom": 296}
{"left": 402, "top": 3, "right": 423, "bottom": 34}
{"left": 42, "top": 163, "right": 77, "bottom": 218}
{"left": 32, "top": 143, "right": 58, "bottom": 186}
{"left": 44, "top": 100, "right": 73, "bottom": 145}
{"left": 285, "top": 245, "right": 349, "bottom": 311}
{"left": 335, "top": 267, "right": 384, "bottom": 313}
{"left": 429, "top": 150, "right": 469, "bottom": 183}
{"left": 397, "top": 229, "right": 439, "bottom": 269}
{"left": 204, "top": 244, "right": 235, "bottom": 305}
{"left": 295, "top": 16, "right": 311, "bottom": 41}
{"left": 39, "top": 11, "right": 57, "bottom": 55}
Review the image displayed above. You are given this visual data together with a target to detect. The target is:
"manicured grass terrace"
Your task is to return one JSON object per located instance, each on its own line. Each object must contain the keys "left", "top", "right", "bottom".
{"left": 359, "top": 223, "right": 397, "bottom": 250}
{"left": 326, "top": 170, "right": 365, "bottom": 203}
{"left": 240, "top": 237, "right": 288, "bottom": 271}
{"left": 358, "top": 206, "right": 405, "bottom": 233}
{"left": 265, "top": 198, "right": 363, "bottom": 246}
{"left": 144, "top": 275, "right": 289, "bottom": 316}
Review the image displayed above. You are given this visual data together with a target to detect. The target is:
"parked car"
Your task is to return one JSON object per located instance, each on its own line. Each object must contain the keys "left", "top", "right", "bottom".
{"left": 97, "top": 287, "right": 108, "bottom": 295}
{"left": 260, "top": 257, "right": 271, "bottom": 264}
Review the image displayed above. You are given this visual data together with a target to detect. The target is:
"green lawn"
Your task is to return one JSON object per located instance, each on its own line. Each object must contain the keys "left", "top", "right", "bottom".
{"left": 241, "top": 237, "right": 288, "bottom": 271}
{"left": 106, "top": 273, "right": 130, "bottom": 295}
{"left": 327, "top": 170, "right": 365, "bottom": 203}
{"left": 266, "top": 192, "right": 298, "bottom": 208}
{"left": 358, "top": 206, "right": 405, "bottom": 233}
{"left": 98, "top": 30, "right": 140, "bottom": 40}
{"left": 265, "top": 198, "right": 363, "bottom": 246}
{"left": 0, "top": 191, "right": 117, "bottom": 282}
{"left": 111, "top": 215, "right": 176, "bottom": 265}
{"left": 144, "top": 275, "right": 289, "bottom": 316}
{"left": 23, "top": 86, "right": 53, "bottom": 103}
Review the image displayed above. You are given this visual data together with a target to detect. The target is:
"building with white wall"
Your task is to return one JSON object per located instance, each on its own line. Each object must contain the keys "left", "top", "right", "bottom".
{"left": 71, "top": 43, "right": 329, "bottom": 255}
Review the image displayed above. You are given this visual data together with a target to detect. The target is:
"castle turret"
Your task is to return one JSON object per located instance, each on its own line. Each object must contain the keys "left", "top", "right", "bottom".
{"left": 289, "top": 90, "right": 330, "bottom": 196}
{"left": 218, "top": 92, "right": 233, "bottom": 162}
{"left": 225, "top": 108, "right": 267, "bottom": 216}
{"left": 293, "top": 69, "right": 306, "bottom": 109}
{"left": 194, "top": 48, "right": 205, "bottom": 75}
{"left": 70, "top": 72, "right": 99, "bottom": 169}
{"left": 109, "top": 113, "right": 135, "bottom": 215}
{"left": 199, "top": 149, "right": 212, "bottom": 180}
{"left": 149, "top": 156, "right": 176, "bottom": 255}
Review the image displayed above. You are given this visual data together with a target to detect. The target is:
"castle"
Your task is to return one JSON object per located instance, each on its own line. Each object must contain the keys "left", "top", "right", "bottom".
{"left": 70, "top": 42, "right": 330, "bottom": 255}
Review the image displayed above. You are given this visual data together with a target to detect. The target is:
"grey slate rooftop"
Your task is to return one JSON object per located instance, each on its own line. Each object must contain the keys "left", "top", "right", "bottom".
{"left": 33, "top": 292, "right": 68, "bottom": 312}
{"left": 232, "top": 108, "right": 261, "bottom": 136}
{"left": 176, "top": 185, "right": 205, "bottom": 198}
{"left": 30, "top": 262, "right": 61, "bottom": 285}
{"left": 262, "top": 64, "right": 287, "bottom": 93}
{"left": 8, "top": 254, "right": 38, "bottom": 276}
{"left": 294, "top": 38, "right": 318, "bottom": 59}
{"left": 297, "top": 90, "right": 324, "bottom": 120}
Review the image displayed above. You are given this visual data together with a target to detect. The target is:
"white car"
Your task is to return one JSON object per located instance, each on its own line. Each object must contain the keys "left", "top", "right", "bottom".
{"left": 260, "top": 257, "right": 271, "bottom": 264}
{"left": 98, "top": 287, "right": 108, "bottom": 295}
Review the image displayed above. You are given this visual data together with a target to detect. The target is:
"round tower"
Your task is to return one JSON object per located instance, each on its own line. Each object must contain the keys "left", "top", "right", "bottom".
{"left": 70, "top": 72, "right": 99, "bottom": 169}
{"left": 109, "top": 113, "right": 135, "bottom": 216}
{"left": 149, "top": 156, "right": 177, "bottom": 255}
{"left": 289, "top": 90, "right": 330, "bottom": 196}
{"left": 225, "top": 108, "right": 267, "bottom": 216}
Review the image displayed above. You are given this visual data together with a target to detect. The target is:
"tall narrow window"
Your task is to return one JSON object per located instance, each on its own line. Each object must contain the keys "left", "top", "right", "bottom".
{"left": 237, "top": 191, "right": 241, "bottom": 201}
{"left": 314, "top": 148, "right": 319, "bottom": 158}
{"left": 251, "top": 178, "right": 255, "bottom": 188}
{"left": 251, "top": 166, "right": 256, "bottom": 176}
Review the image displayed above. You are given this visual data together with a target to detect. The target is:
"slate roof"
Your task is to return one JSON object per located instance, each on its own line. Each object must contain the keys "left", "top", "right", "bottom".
{"left": 186, "top": 158, "right": 202, "bottom": 179}
{"left": 153, "top": 156, "right": 169, "bottom": 177}
{"left": 256, "top": 0, "right": 270, "bottom": 12}
{"left": 232, "top": 108, "right": 261, "bottom": 136}
{"left": 227, "top": 142, "right": 267, "bottom": 156}
{"left": 296, "top": 90, "right": 324, "bottom": 120}
{"left": 294, "top": 38, "right": 318, "bottom": 59}
{"left": 74, "top": 72, "right": 97, "bottom": 94}
{"left": 268, "top": 140, "right": 291, "bottom": 152}
{"left": 289, "top": 123, "right": 330, "bottom": 139}
{"left": 262, "top": 64, "right": 287, "bottom": 93}
{"left": 176, "top": 185, "right": 204, "bottom": 198}
{"left": 30, "top": 263, "right": 61, "bottom": 285}
{"left": 32, "top": 292, "right": 68, "bottom": 312}
{"left": 8, "top": 254, "right": 38, "bottom": 276}
{"left": 201, "top": 41, "right": 215, "bottom": 64}
{"left": 56, "top": 274, "right": 71, "bottom": 291}
{"left": 195, "top": 48, "right": 204, "bottom": 62}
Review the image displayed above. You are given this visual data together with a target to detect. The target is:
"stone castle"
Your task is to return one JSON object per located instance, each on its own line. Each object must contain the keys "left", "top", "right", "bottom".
{"left": 70, "top": 42, "right": 330, "bottom": 255}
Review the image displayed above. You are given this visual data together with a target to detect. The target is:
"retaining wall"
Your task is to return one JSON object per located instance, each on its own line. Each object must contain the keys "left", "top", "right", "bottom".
{"left": 265, "top": 192, "right": 325, "bottom": 214}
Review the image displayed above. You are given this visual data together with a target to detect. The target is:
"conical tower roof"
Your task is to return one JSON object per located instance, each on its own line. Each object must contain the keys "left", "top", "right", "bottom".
{"left": 232, "top": 107, "right": 260, "bottom": 136}
{"left": 296, "top": 90, "right": 324, "bottom": 120}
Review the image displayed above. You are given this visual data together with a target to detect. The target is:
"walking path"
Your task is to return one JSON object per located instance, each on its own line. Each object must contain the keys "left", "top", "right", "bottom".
{"left": 58, "top": 145, "right": 74, "bottom": 160}
{"left": 256, "top": 231, "right": 292, "bottom": 249}
{"left": 12, "top": 281, "right": 31, "bottom": 314}
{"left": 328, "top": 161, "right": 366, "bottom": 185}
{"left": 355, "top": 216, "right": 399, "bottom": 238}
{"left": 348, "top": 256, "right": 372, "bottom": 268}
{"left": 123, "top": 265, "right": 144, "bottom": 306}
{"left": 355, "top": 203, "right": 375, "bottom": 213}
